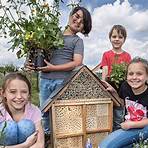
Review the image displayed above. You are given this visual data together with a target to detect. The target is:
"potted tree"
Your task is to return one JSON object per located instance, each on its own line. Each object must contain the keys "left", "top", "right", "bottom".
{"left": 0, "top": 0, "right": 64, "bottom": 68}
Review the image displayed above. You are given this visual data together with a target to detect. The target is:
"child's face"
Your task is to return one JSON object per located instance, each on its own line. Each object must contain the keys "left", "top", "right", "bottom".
{"left": 68, "top": 10, "right": 84, "bottom": 34}
{"left": 3, "top": 79, "right": 29, "bottom": 112}
{"left": 127, "top": 62, "right": 148, "bottom": 92}
{"left": 110, "top": 29, "right": 125, "bottom": 51}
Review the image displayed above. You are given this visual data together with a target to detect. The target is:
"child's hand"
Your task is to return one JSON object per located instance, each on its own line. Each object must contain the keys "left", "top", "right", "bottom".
{"left": 25, "top": 60, "right": 36, "bottom": 71}
{"left": 101, "top": 80, "right": 116, "bottom": 93}
{"left": 24, "top": 131, "right": 38, "bottom": 147}
{"left": 121, "top": 121, "right": 134, "bottom": 130}
{"left": 37, "top": 59, "right": 54, "bottom": 72}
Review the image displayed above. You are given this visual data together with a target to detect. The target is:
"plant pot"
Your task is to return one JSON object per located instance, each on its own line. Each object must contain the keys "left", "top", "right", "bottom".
{"left": 33, "top": 49, "right": 47, "bottom": 68}
{"left": 26, "top": 47, "right": 54, "bottom": 70}
{"left": 28, "top": 48, "right": 50, "bottom": 68}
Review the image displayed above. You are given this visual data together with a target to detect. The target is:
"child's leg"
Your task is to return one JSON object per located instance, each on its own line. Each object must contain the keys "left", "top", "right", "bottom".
{"left": 18, "top": 119, "right": 35, "bottom": 143}
{"left": 0, "top": 121, "right": 18, "bottom": 145}
{"left": 39, "top": 78, "right": 53, "bottom": 134}
{"left": 99, "top": 126, "right": 148, "bottom": 148}
{"left": 113, "top": 106, "right": 125, "bottom": 131}
{"left": 39, "top": 78, "right": 64, "bottom": 134}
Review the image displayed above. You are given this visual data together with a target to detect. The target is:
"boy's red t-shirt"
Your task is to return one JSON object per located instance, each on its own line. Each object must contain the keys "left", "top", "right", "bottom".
{"left": 101, "top": 50, "right": 131, "bottom": 77}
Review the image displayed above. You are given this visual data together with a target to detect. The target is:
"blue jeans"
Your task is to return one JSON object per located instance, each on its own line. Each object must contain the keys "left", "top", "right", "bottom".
{"left": 113, "top": 106, "right": 125, "bottom": 131}
{"left": 99, "top": 125, "right": 148, "bottom": 148}
{"left": 0, "top": 119, "right": 35, "bottom": 146}
{"left": 39, "top": 78, "right": 64, "bottom": 133}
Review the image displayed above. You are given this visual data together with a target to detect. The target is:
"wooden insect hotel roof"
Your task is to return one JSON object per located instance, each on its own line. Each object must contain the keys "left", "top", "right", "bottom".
{"left": 41, "top": 65, "right": 122, "bottom": 112}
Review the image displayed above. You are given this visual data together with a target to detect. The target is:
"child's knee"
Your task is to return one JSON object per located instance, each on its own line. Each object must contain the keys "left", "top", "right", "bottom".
{"left": 0, "top": 121, "right": 18, "bottom": 145}
{"left": 18, "top": 119, "right": 35, "bottom": 143}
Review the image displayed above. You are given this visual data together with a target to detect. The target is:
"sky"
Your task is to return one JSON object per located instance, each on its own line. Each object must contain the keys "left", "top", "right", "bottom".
{"left": 0, "top": 0, "right": 148, "bottom": 69}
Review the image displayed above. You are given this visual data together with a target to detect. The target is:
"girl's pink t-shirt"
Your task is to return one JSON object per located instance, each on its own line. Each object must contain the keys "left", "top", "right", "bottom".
{"left": 0, "top": 103, "right": 41, "bottom": 123}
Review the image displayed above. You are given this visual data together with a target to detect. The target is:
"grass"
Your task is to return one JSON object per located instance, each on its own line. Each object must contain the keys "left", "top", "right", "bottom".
{"left": 28, "top": 72, "right": 40, "bottom": 106}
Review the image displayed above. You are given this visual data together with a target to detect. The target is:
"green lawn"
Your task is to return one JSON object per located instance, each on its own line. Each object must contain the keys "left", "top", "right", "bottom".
{"left": 28, "top": 72, "right": 40, "bottom": 106}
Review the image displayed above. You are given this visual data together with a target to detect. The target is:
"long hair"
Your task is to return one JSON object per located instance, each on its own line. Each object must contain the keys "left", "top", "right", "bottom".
{"left": 1, "top": 72, "right": 32, "bottom": 116}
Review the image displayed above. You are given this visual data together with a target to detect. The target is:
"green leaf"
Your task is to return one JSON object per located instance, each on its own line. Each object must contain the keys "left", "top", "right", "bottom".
{"left": 110, "top": 63, "right": 127, "bottom": 88}
{"left": 0, "top": 0, "right": 64, "bottom": 57}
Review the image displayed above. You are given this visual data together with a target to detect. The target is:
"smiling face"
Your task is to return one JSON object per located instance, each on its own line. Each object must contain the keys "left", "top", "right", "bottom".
{"left": 110, "top": 29, "right": 125, "bottom": 52}
{"left": 127, "top": 62, "right": 148, "bottom": 94}
{"left": 3, "top": 79, "right": 29, "bottom": 113}
{"left": 68, "top": 10, "right": 84, "bottom": 34}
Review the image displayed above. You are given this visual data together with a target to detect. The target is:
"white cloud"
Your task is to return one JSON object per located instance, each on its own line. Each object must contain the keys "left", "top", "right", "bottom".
{"left": 0, "top": 0, "right": 148, "bottom": 68}
{"left": 83, "top": 0, "right": 148, "bottom": 69}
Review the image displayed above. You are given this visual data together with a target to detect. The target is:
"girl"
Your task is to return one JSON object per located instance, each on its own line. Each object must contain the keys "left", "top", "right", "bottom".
{"left": 99, "top": 57, "right": 148, "bottom": 148}
{"left": 27, "top": 6, "right": 92, "bottom": 135}
{"left": 0, "top": 72, "right": 44, "bottom": 148}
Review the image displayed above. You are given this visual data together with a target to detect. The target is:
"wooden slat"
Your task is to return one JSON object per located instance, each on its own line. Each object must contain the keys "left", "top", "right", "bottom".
{"left": 82, "top": 104, "right": 87, "bottom": 148}
{"left": 56, "top": 132, "right": 84, "bottom": 139}
{"left": 54, "top": 98, "right": 112, "bottom": 106}
{"left": 86, "top": 128, "right": 111, "bottom": 134}
{"left": 51, "top": 104, "right": 56, "bottom": 148}
{"left": 109, "top": 102, "right": 113, "bottom": 132}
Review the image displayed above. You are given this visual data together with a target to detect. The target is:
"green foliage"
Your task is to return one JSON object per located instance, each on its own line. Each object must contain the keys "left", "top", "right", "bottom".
{"left": 110, "top": 62, "right": 127, "bottom": 89}
{"left": 0, "top": 121, "right": 7, "bottom": 144}
{"left": 29, "top": 72, "right": 40, "bottom": 106}
{"left": 0, "top": 0, "right": 64, "bottom": 58}
{"left": 133, "top": 132, "right": 148, "bottom": 148}
{"left": 67, "top": 0, "right": 82, "bottom": 8}
{"left": 0, "top": 64, "right": 17, "bottom": 76}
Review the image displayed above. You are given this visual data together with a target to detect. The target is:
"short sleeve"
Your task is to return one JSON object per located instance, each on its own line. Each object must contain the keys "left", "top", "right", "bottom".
{"left": 74, "top": 38, "right": 84, "bottom": 56}
{"left": 0, "top": 104, "right": 5, "bottom": 122}
{"left": 118, "top": 81, "right": 131, "bottom": 100}
{"left": 101, "top": 52, "right": 108, "bottom": 67}
{"left": 31, "top": 105, "right": 42, "bottom": 123}
{"left": 25, "top": 103, "right": 42, "bottom": 124}
{"left": 126, "top": 53, "right": 132, "bottom": 62}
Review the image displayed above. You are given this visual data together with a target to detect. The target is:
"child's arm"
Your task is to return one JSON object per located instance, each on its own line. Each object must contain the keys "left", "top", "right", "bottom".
{"left": 37, "top": 53, "right": 83, "bottom": 72}
{"left": 121, "top": 119, "right": 148, "bottom": 130}
{"left": 30, "top": 121, "right": 44, "bottom": 148}
{"left": 3, "top": 131, "right": 38, "bottom": 148}
{"left": 1, "top": 121, "right": 44, "bottom": 148}
{"left": 101, "top": 80, "right": 117, "bottom": 93}
{"left": 92, "top": 64, "right": 101, "bottom": 72}
{"left": 102, "top": 66, "right": 108, "bottom": 81}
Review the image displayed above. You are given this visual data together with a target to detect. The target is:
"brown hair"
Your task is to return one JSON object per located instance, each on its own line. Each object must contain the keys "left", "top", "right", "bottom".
{"left": 2, "top": 72, "right": 31, "bottom": 99}
{"left": 109, "top": 24, "right": 127, "bottom": 41}
{"left": 1, "top": 72, "right": 32, "bottom": 117}
{"left": 70, "top": 6, "right": 92, "bottom": 35}
{"left": 126, "top": 57, "right": 148, "bottom": 84}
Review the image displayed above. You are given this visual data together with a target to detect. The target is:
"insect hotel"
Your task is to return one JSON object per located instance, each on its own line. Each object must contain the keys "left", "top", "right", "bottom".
{"left": 41, "top": 65, "right": 122, "bottom": 148}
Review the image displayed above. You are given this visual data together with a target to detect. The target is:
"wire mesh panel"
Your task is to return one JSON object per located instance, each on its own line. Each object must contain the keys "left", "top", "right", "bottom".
{"left": 86, "top": 103, "right": 110, "bottom": 130}
{"left": 54, "top": 105, "right": 83, "bottom": 134}
{"left": 52, "top": 99, "right": 113, "bottom": 148}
